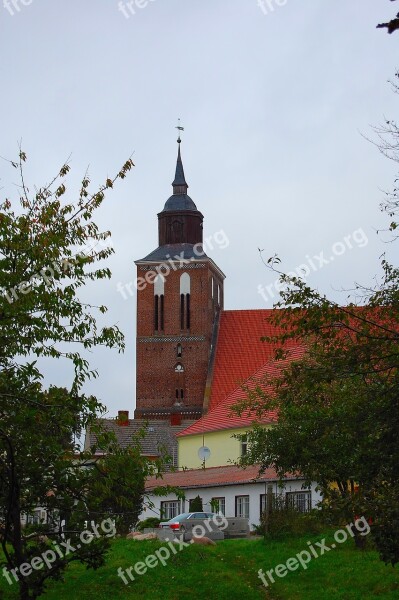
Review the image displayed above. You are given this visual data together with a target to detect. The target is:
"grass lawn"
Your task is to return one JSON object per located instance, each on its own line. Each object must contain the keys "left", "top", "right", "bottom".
{"left": 1, "top": 531, "right": 398, "bottom": 599}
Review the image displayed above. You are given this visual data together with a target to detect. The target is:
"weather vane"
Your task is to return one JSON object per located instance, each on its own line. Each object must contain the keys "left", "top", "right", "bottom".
{"left": 176, "top": 118, "right": 184, "bottom": 143}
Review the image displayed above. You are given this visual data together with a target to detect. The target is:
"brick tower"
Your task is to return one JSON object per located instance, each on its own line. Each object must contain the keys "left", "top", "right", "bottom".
{"left": 135, "top": 138, "right": 225, "bottom": 424}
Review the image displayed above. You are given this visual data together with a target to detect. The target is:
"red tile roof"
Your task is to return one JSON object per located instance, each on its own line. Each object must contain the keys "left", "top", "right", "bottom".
{"left": 145, "top": 464, "right": 300, "bottom": 490}
{"left": 178, "top": 346, "right": 304, "bottom": 437}
{"left": 207, "top": 309, "right": 297, "bottom": 411}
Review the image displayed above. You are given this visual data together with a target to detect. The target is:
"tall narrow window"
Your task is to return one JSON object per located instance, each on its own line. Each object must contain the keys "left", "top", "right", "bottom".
{"left": 180, "top": 389, "right": 184, "bottom": 399}
{"left": 180, "top": 273, "right": 190, "bottom": 330}
{"left": 180, "top": 294, "right": 185, "bottom": 330}
{"left": 160, "top": 294, "right": 164, "bottom": 330}
{"left": 154, "top": 275, "right": 165, "bottom": 333}
{"left": 235, "top": 495, "right": 250, "bottom": 519}
{"left": 186, "top": 293, "right": 190, "bottom": 329}
{"left": 154, "top": 295, "right": 159, "bottom": 331}
{"left": 177, "top": 343, "right": 182, "bottom": 357}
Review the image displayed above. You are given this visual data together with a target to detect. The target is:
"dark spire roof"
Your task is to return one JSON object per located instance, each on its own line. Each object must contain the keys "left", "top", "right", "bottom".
{"left": 161, "top": 140, "right": 198, "bottom": 212}
{"left": 172, "top": 141, "right": 188, "bottom": 191}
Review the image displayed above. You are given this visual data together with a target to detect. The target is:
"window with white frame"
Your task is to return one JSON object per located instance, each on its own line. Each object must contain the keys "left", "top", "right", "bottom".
{"left": 160, "top": 500, "right": 180, "bottom": 520}
{"left": 235, "top": 495, "right": 250, "bottom": 519}
{"left": 260, "top": 486, "right": 276, "bottom": 515}
{"left": 211, "top": 497, "right": 226, "bottom": 516}
{"left": 286, "top": 491, "right": 312, "bottom": 513}
{"left": 27, "top": 510, "right": 44, "bottom": 525}
{"left": 240, "top": 434, "right": 248, "bottom": 456}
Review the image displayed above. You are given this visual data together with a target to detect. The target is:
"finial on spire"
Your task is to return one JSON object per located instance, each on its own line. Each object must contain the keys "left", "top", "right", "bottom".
{"left": 176, "top": 118, "right": 184, "bottom": 144}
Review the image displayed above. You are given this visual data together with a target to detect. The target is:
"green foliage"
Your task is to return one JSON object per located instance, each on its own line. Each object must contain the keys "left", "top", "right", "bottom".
{"left": 237, "top": 73, "right": 399, "bottom": 565}
{"left": 136, "top": 517, "right": 161, "bottom": 532}
{"left": 254, "top": 497, "right": 331, "bottom": 540}
{"left": 84, "top": 426, "right": 170, "bottom": 535}
{"left": 189, "top": 495, "right": 203, "bottom": 512}
{"left": 0, "top": 149, "right": 134, "bottom": 386}
{"left": 0, "top": 150, "right": 135, "bottom": 599}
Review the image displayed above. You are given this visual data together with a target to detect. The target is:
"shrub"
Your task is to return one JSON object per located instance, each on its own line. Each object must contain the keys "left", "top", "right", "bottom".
{"left": 189, "top": 495, "right": 203, "bottom": 511}
{"left": 136, "top": 517, "right": 161, "bottom": 531}
{"left": 255, "top": 495, "right": 326, "bottom": 539}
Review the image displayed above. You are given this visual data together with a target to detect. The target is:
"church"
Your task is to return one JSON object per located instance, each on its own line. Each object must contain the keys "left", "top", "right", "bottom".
{"left": 86, "top": 138, "right": 320, "bottom": 525}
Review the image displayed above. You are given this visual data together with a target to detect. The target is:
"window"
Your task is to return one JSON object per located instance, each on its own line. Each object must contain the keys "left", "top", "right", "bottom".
{"left": 154, "top": 274, "right": 165, "bottom": 295}
{"left": 180, "top": 293, "right": 185, "bottom": 329}
{"left": 180, "top": 273, "right": 190, "bottom": 330}
{"left": 160, "top": 500, "right": 180, "bottom": 520}
{"left": 154, "top": 275, "right": 165, "bottom": 332}
{"left": 211, "top": 497, "right": 226, "bottom": 516}
{"left": 186, "top": 293, "right": 190, "bottom": 328}
{"left": 154, "top": 295, "right": 159, "bottom": 331}
{"left": 174, "top": 363, "right": 184, "bottom": 373}
{"left": 27, "top": 510, "right": 43, "bottom": 525}
{"left": 240, "top": 434, "right": 248, "bottom": 456}
{"left": 286, "top": 491, "right": 312, "bottom": 513}
{"left": 180, "top": 389, "right": 184, "bottom": 399}
{"left": 177, "top": 343, "right": 182, "bottom": 357}
{"left": 260, "top": 486, "right": 276, "bottom": 515}
{"left": 160, "top": 294, "right": 164, "bottom": 330}
{"left": 235, "top": 495, "right": 250, "bottom": 519}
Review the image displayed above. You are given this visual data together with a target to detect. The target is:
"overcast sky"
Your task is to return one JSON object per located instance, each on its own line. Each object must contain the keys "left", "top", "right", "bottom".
{"left": 1, "top": 1, "right": 398, "bottom": 417}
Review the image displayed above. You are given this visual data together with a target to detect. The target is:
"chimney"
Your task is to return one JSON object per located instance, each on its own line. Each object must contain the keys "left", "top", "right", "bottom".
{"left": 117, "top": 410, "right": 129, "bottom": 426}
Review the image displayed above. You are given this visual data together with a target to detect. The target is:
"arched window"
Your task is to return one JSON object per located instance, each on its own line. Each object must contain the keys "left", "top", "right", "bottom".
{"left": 177, "top": 343, "right": 182, "bottom": 357}
{"left": 180, "top": 273, "right": 190, "bottom": 330}
{"left": 154, "top": 295, "right": 159, "bottom": 331}
{"left": 154, "top": 274, "right": 165, "bottom": 295}
{"left": 154, "top": 275, "right": 165, "bottom": 332}
{"left": 174, "top": 363, "right": 184, "bottom": 373}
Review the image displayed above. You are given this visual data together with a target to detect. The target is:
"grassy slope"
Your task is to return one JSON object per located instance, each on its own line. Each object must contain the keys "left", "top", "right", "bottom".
{"left": 1, "top": 532, "right": 398, "bottom": 600}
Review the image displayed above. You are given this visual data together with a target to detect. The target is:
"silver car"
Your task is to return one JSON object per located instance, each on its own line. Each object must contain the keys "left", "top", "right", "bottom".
{"left": 159, "top": 512, "right": 216, "bottom": 532}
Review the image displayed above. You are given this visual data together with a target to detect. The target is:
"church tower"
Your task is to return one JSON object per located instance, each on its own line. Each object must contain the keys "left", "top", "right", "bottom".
{"left": 135, "top": 138, "right": 225, "bottom": 424}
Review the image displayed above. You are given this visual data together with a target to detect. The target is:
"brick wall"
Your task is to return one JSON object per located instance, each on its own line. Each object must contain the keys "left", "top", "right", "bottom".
{"left": 135, "top": 260, "right": 223, "bottom": 419}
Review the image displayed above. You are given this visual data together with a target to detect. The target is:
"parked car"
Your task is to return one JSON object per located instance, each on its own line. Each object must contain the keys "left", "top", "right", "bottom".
{"left": 159, "top": 512, "right": 216, "bottom": 532}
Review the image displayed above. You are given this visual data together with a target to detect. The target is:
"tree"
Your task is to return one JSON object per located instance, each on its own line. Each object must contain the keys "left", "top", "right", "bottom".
{"left": 0, "top": 149, "right": 137, "bottom": 599}
{"left": 236, "top": 74, "right": 399, "bottom": 565}
{"left": 0, "top": 373, "right": 111, "bottom": 599}
{"left": 85, "top": 427, "right": 173, "bottom": 535}
{"left": 377, "top": 0, "right": 399, "bottom": 34}
{"left": 189, "top": 496, "right": 203, "bottom": 512}
{"left": 0, "top": 149, "right": 133, "bottom": 383}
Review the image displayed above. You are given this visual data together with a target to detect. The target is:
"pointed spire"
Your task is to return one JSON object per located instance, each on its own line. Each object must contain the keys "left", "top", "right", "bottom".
{"left": 172, "top": 139, "right": 188, "bottom": 195}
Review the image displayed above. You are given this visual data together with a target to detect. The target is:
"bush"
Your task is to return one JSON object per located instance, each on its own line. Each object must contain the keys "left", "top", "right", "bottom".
{"left": 254, "top": 496, "right": 326, "bottom": 539}
{"left": 189, "top": 495, "right": 203, "bottom": 511}
{"left": 136, "top": 517, "right": 161, "bottom": 531}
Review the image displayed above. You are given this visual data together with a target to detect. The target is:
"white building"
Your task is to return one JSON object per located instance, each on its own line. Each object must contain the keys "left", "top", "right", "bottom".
{"left": 142, "top": 464, "right": 321, "bottom": 528}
